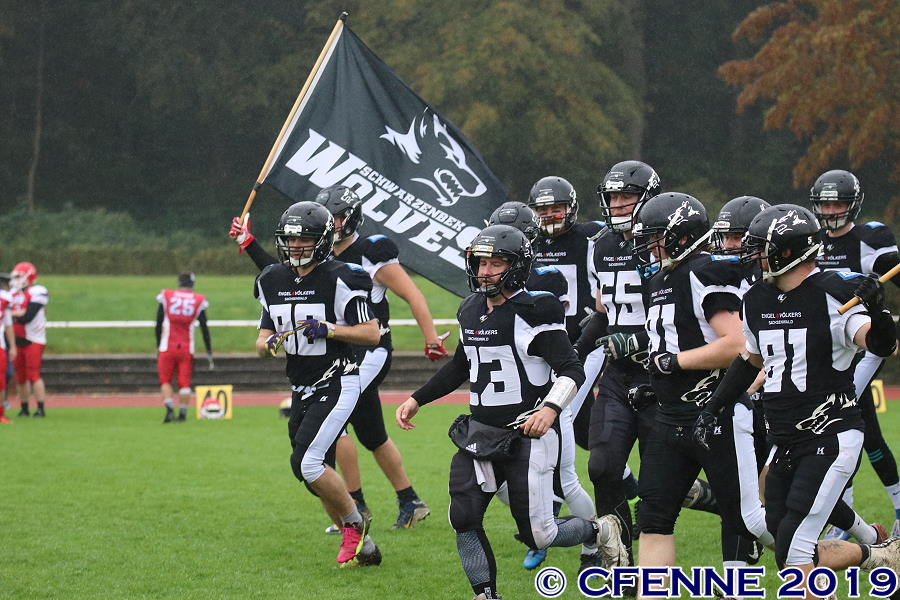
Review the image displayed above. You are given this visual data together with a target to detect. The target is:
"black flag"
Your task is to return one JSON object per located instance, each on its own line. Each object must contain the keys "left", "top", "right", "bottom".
{"left": 262, "top": 25, "right": 507, "bottom": 297}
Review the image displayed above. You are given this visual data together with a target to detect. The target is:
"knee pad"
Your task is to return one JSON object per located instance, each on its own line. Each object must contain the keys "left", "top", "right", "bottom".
{"left": 355, "top": 422, "right": 388, "bottom": 452}
{"left": 635, "top": 499, "right": 677, "bottom": 536}
{"left": 449, "top": 499, "right": 485, "bottom": 533}
{"left": 588, "top": 451, "right": 610, "bottom": 485}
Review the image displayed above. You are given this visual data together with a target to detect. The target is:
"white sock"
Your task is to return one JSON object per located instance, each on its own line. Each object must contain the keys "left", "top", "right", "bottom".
{"left": 842, "top": 486, "right": 854, "bottom": 507}
{"left": 722, "top": 561, "right": 747, "bottom": 600}
{"left": 164, "top": 398, "right": 174, "bottom": 408}
{"left": 847, "top": 515, "right": 876, "bottom": 544}
{"left": 885, "top": 483, "right": 900, "bottom": 511}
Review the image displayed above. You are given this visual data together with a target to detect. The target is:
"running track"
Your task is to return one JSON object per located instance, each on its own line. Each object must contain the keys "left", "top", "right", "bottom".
{"left": 33, "top": 388, "right": 900, "bottom": 408}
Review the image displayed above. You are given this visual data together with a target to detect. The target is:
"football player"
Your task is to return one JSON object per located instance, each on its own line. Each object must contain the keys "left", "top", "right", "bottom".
{"left": 487, "top": 202, "right": 594, "bottom": 571}
{"left": 630, "top": 193, "right": 761, "bottom": 592}
{"left": 155, "top": 272, "right": 213, "bottom": 423}
{"left": 395, "top": 224, "right": 626, "bottom": 600}
{"left": 694, "top": 204, "right": 900, "bottom": 599}
{"left": 0, "top": 272, "right": 16, "bottom": 423}
{"left": 255, "top": 201, "right": 382, "bottom": 567}
{"left": 9, "top": 262, "right": 49, "bottom": 418}
{"left": 230, "top": 186, "right": 437, "bottom": 530}
{"left": 582, "top": 160, "right": 662, "bottom": 571}
{"left": 527, "top": 177, "right": 601, "bottom": 469}
{"left": 810, "top": 169, "right": 900, "bottom": 538}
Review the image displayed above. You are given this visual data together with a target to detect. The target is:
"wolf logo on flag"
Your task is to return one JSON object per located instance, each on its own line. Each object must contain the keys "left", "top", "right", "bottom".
{"left": 380, "top": 110, "right": 487, "bottom": 208}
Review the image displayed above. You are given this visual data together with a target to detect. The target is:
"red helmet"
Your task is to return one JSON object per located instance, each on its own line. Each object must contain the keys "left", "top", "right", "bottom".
{"left": 11, "top": 262, "right": 37, "bottom": 289}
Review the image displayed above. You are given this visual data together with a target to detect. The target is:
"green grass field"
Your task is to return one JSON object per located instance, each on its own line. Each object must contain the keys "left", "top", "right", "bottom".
{"left": 40, "top": 275, "right": 462, "bottom": 354}
{"left": 3, "top": 403, "right": 898, "bottom": 599}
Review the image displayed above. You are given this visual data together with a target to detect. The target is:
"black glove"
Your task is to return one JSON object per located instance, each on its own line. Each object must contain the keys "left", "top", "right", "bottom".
{"left": 626, "top": 384, "right": 656, "bottom": 413}
{"left": 649, "top": 352, "right": 681, "bottom": 376}
{"left": 853, "top": 274, "right": 886, "bottom": 313}
{"left": 692, "top": 410, "right": 717, "bottom": 451}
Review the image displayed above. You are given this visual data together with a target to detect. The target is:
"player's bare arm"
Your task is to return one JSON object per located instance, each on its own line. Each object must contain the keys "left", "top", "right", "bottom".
{"left": 676, "top": 309, "right": 746, "bottom": 370}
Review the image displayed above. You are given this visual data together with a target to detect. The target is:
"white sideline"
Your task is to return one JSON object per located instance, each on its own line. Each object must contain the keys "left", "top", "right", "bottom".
{"left": 46, "top": 318, "right": 460, "bottom": 328}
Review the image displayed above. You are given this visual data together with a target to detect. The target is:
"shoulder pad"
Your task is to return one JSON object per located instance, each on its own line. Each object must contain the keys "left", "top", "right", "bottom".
{"left": 865, "top": 221, "right": 886, "bottom": 228}
{"left": 511, "top": 290, "right": 565, "bottom": 327}
{"left": 857, "top": 221, "right": 897, "bottom": 249}
{"left": 834, "top": 271, "right": 865, "bottom": 280}
{"left": 533, "top": 265, "right": 560, "bottom": 275}
{"left": 332, "top": 260, "right": 373, "bottom": 291}
{"left": 363, "top": 233, "right": 400, "bottom": 262}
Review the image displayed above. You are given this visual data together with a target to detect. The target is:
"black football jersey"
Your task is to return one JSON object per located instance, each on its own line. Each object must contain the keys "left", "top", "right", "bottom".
{"left": 256, "top": 259, "right": 374, "bottom": 387}
{"left": 456, "top": 290, "right": 582, "bottom": 428}
{"left": 527, "top": 260, "right": 569, "bottom": 301}
{"left": 336, "top": 233, "right": 399, "bottom": 351}
{"left": 743, "top": 269, "right": 867, "bottom": 444}
{"left": 645, "top": 253, "right": 744, "bottom": 425}
{"left": 590, "top": 229, "right": 649, "bottom": 374}
{"left": 818, "top": 222, "right": 899, "bottom": 277}
{"left": 532, "top": 221, "right": 604, "bottom": 341}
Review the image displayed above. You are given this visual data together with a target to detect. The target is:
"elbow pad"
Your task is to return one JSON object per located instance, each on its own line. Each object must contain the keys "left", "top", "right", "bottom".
{"left": 866, "top": 309, "right": 898, "bottom": 357}
{"left": 539, "top": 376, "right": 578, "bottom": 414}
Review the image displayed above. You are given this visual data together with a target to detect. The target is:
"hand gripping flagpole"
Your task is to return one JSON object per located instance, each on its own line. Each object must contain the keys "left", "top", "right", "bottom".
{"left": 838, "top": 262, "right": 900, "bottom": 314}
{"left": 239, "top": 11, "right": 348, "bottom": 223}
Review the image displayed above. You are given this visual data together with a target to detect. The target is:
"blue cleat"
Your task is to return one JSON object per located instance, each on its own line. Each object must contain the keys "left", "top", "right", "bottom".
{"left": 821, "top": 524, "right": 851, "bottom": 541}
{"left": 523, "top": 548, "right": 547, "bottom": 570}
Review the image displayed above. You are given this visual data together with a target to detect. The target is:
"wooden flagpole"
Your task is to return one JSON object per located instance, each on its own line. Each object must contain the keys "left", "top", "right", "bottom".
{"left": 239, "top": 12, "right": 348, "bottom": 222}
{"left": 838, "top": 262, "right": 900, "bottom": 314}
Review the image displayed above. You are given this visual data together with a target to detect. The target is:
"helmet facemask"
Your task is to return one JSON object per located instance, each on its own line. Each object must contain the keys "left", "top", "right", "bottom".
{"left": 599, "top": 187, "right": 649, "bottom": 233}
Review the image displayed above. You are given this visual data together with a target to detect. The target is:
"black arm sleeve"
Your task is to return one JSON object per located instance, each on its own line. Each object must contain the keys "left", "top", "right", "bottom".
{"left": 197, "top": 310, "right": 212, "bottom": 353}
{"left": 704, "top": 355, "right": 761, "bottom": 417}
{"left": 15, "top": 302, "right": 43, "bottom": 325}
{"left": 574, "top": 311, "right": 608, "bottom": 361}
{"left": 412, "top": 342, "right": 469, "bottom": 405}
{"left": 246, "top": 239, "right": 279, "bottom": 271}
{"left": 872, "top": 252, "right": 900, "bottom": 289}
{"left": 155, "top": 304, "right": 164, "bottom": 348}
{"left": 529, "top": 330, "right": 586, "bottom": 389}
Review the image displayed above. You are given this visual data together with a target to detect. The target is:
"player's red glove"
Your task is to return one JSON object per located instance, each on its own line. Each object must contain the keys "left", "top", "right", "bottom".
{"left": 424, "top": 331, "right": 450, "bottom": 361}
{"left": 229, "top": 215, "right": 254, "bottom": 254}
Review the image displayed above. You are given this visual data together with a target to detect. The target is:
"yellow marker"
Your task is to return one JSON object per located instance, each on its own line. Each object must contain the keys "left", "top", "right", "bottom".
{"left": 870, "top": 379, "right": 887, "bottom": 414}
{"left": 195, "top": 385, "right": 234, "bottom": 420}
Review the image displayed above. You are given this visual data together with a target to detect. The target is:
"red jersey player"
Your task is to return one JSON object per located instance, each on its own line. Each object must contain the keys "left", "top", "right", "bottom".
{"left": 156, "top": 272, "right": 213, "bottom": 423}
{"left": 0, "top": 275, "right": 17, "bottom": 424}
{"left": 9, "top": 262, "right": 48, "bottom": 418}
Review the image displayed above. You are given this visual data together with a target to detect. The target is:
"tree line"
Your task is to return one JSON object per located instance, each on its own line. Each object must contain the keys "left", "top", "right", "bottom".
{"left": 1, "top": 0, "right": 896, "bottom": 252}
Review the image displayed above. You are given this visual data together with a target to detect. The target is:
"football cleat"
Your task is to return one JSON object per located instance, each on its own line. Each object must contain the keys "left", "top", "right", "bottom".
{"left": 593, "top": 514, "right": 628, "bottom": 567}
{"left": 33, "top": 408, "right": 45, "bottom": 418}
{"left": 860, "top": 537, "right": 900, "bottom": 571}
{"left": 873, "top": 522, "right": 888, "bottom": 544}
{"left": 392, "top": 498, "right": 430, "bottom": 529}
{"left": 337, "top": 519, "right": 370, "bottom": 565}
{"left": 327, "top": 504, "right": 371, "bottom": 534}
{"left": 163, "top": 409, "right": 175, "bottom": 424}
{"left": 340, "top": 535, "right": 382, "bottom": 567}
{"left": 523, "top": 548, "right": 547, "bottom": 570}
{"left": 821, "top": 525, "right": 851, "bottom": 541}
{"left": 17, "top": 407, "right": 29, "bottom": 417}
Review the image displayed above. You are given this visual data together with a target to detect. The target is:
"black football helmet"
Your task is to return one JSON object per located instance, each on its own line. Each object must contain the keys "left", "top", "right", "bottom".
{"left": 743, "top": 204, "right": 821, "bottom": 282}
{"left": 712, "top": 196, "right": 771, "bottom": 254}
{"left": 632, "top": 192, "right": 711, "bottom": 277}
{"left": 275, "top": 201, "right": 335, "bottom": 267}
{"left": 597, "top": 160, "right": 662, "bottom": 233}
{"left": 465, "top": 225, "right": 534, "bottom": 297}
{"left": 314, "top": 185, "right": 364, "bottom": 241}
{"left": 488, "top": 201, "right": 541, "bottom": 245}
{"left": 809, "top": 169, "right": 863, "bottom": 231}
{"left": 527, "top": 176, "right": 578, "bottom": 237}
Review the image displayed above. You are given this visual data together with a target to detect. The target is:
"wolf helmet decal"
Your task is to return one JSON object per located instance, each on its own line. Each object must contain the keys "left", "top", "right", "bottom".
{"left": 380, "top": 110, "right": 487, "bottom": 207}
